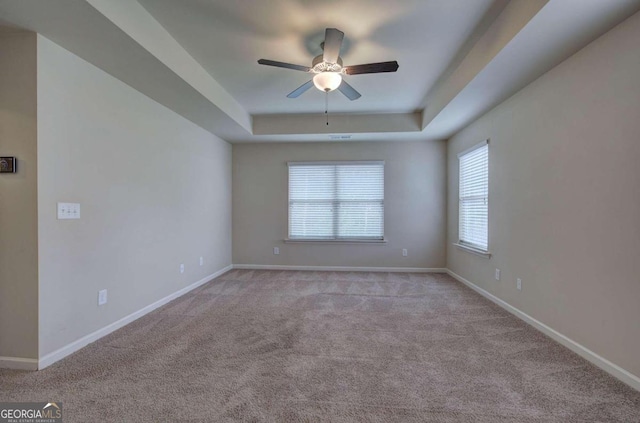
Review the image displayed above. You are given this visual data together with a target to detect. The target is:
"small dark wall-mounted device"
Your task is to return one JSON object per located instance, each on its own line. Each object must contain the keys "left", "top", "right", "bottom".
{"left": 0, "top": 157, "right": 17, "bottom": 173}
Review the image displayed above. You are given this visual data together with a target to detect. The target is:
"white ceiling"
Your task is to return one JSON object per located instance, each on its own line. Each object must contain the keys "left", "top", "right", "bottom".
{"left": 1, "top": 0, "right": 640, "bottom": 143}
{"left": 137, "top": 0, "right": 495, "bottom": 115}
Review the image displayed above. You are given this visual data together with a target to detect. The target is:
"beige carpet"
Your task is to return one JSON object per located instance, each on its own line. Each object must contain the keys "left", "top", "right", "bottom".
{"left": 1, "top": 270, "right": 639, "bottom": 422}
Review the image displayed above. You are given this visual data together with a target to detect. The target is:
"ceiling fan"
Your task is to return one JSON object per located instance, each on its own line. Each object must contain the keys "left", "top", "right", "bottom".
{"left": 257, "top": 28, "right": 399, "bottom": 101}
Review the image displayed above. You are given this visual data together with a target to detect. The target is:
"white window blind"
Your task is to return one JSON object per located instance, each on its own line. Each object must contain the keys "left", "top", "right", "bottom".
{"left": 458, "top": 142, "right": 489, "bottom": 251}
{"left": 288, "top": 161, "right": 384, "bottom": 240}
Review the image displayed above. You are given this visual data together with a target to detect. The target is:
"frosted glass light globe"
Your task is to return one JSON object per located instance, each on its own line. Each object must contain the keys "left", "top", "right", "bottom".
{"left": 313, "top": 72, "right": 342, "bottom": 92}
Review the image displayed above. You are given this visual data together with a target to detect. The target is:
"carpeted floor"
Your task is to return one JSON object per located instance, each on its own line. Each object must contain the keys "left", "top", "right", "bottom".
{"left": 1, "top": 270, "right": 640, "bottom": 422}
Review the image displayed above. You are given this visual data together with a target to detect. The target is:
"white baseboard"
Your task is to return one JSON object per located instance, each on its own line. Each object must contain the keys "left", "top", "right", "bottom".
{"left": 0, "top": 356, "right": 39, "bottom": 371}
{"left": 232, "top": 264, "right": 447, "bottom": 273}
{"left": 446, "top": 269, "right": 640, "bottom": 392}
{"left": 37, "top": 265, "right": 232, "bottom": 370}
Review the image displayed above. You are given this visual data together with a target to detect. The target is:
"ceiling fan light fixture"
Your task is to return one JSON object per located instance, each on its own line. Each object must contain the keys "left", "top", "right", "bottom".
{"left": 313, "top": 72, "right": 342, "bottom": 92}
{"left": 257, "top": 28, "right": 398, "bottom": 100}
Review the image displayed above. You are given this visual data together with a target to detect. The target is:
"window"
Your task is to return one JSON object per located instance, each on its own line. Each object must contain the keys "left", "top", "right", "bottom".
{"left": 288, "top": 161, "right": 384, "bottom": 241}
{"left": 458, "top": 141, "right": 489, "bottom": 252}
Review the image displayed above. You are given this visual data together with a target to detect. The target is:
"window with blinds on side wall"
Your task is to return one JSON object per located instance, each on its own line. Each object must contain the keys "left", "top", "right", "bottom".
{"left": 288, "top": 161, "right": 384, "bottom": 241}
{"left": 458, "top": 141, "right": 489, "bottom": 251}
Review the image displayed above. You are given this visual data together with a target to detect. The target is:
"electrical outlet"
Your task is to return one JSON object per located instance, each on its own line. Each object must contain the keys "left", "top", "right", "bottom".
{"left": 273, "top": 247, "right": 280, "bottom": 255}
{"left": 180, "top": 264, "right": 185, "bottom": 274}
{"left": 402, "top": 248, "right": 408, "bottom": 257}
{"left": 495, "top": 269, "right": 501, "bottom": 281}
{"left": 199, "top": 256, "right": 204, "bottom": 266}
{"left": 98, "top": 289, "right": 107, "bottom": 306}
{"left": 517, "top": 278, "right": 522, "bottom": 291}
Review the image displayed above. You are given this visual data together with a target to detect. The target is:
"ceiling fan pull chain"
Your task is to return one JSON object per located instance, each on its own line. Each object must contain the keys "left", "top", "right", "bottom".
{"left": 325, "top": 91, "right": 329, "bottom": 126}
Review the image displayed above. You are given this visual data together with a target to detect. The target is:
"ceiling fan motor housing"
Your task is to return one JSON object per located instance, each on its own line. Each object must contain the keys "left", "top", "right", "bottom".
{"left": 312, "top": 55, "right": 343, "bottom": 73}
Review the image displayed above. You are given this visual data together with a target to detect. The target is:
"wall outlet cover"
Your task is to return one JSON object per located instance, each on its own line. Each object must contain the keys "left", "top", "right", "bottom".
{"left": 98, "top": 289, "right": 107, "bottom": 306}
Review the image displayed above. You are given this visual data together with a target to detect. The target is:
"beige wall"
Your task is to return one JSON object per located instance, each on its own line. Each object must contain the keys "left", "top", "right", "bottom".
{"left": 447, "top": 11, "right": 640, "bottom": 377}
{"left": 0, "top": 33, "right": 39, "bottom": 359}
{"left": 233, "top": 141, "right": 446, "bottom": 268}
{"left": 36, "top": 36, "right": 232, "bottom": 357}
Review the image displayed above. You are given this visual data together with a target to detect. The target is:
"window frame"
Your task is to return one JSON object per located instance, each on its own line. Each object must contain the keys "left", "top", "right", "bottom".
{"left": 287, "top": 161, "right": 385, "bottom": 243}
{"left": 456, "top": 140, "right": 490, "bottom": 257}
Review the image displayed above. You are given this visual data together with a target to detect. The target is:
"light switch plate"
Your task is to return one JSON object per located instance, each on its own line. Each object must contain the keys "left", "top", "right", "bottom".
{"left": 57, "top": 202, "right": 81, "bottom": 219}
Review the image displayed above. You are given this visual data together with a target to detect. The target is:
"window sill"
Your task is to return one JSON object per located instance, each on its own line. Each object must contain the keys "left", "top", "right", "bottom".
{"left": 285, "top": 239, "right": 387, "bottom": 245}
{"left": 453, "top": 243, "right": 492, "bottom": 258}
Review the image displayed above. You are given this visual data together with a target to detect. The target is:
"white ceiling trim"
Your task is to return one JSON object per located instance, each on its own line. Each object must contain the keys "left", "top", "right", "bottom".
{"left": 253, "top": 112, "right": 421, "bottom": 136}
{"left": 424, "top": 0, "right": 640, "bottom": 141}
{"left": 86, "top": 0, "right": 251, "bottom": 132}
{"left": 1, "top": 0, "right": 639, "bottom": 143}
{"left": 420, "top": 0, "right": 548, "bottom": 130}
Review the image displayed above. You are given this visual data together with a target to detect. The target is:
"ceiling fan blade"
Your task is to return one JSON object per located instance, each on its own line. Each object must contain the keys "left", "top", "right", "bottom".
{"left": 344, "top": 61, "right": 399, "bottom": 75}
{"left": 322, "top": 28, "right": 344, "bottom": 64}
{"left": 287, "top": 80, "right": 314, "bottom": 98}
{"left": 338, "top": 80, "right": 361, "bottom": 101}
{"left": 258, "top": 59, "right": 311, "bottom": 72}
